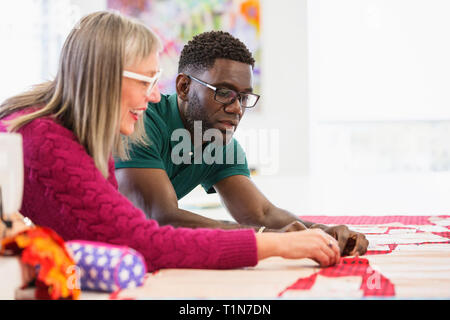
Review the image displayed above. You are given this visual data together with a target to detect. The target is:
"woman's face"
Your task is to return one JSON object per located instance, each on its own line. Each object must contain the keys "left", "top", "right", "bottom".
{"left": 120, "top": 52, "right": 161, "bottom": 136}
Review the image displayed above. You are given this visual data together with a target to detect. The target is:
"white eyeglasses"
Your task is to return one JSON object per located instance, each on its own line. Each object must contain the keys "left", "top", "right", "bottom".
{"left": 123, "top": 69, "right": 163, "bottom": 96}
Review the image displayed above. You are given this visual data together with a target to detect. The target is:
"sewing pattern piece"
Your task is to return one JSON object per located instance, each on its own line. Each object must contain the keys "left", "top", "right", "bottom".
{"left": 279, "top": 257, "right": 395, "bottom": 297}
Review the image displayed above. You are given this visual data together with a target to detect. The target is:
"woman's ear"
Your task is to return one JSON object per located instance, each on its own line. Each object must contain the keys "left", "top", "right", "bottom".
{"left": 176, "top": 74, "right": 190, "bottom": 101}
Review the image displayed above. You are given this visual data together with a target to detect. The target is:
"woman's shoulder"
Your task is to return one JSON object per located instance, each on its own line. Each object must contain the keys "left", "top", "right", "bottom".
{"left": 2, "top": 107, "right": 70, "bottom": 134}
{"left": 3, "top": 107, "right": 115, "bottom": 184}
{"left": 28, "top": 113, "right": 69, "bottom": 132}
{"left": 7, "top": 109, "right": 77, "bottom": 142}
{"left": 7, "top": 109, "right": 88, "bottom": 164}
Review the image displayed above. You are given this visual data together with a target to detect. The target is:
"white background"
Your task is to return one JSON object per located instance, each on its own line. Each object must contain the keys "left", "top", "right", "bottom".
{"left": 1, "top": 0, "right": 450, "bottom": 216}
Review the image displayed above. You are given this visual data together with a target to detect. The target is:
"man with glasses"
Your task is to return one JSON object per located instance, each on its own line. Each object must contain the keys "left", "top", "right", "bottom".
{"left": 115, "top": 31, "right": 368, "bottom": 257}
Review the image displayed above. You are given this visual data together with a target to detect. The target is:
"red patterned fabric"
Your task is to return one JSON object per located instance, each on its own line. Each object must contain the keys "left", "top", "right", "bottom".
{"left": 366, "top": 244, "right": 398, "bottom": 255}
{"left": 300, "top": 215, "right": 450, "bottom": 255}
{"left": 279, "top": 257, "right": 395, "bottom": 297}
{"left": 432, "top": 231, "right": 450, "bottom": 240}
{"left": 300, "top": 215, "right": 449, "bottom": 225}
{"left": 280, "top": 215, "right": 449, "bottom": 297}
{"left": 0, "top": 111, "right": 258, "bottom": 273}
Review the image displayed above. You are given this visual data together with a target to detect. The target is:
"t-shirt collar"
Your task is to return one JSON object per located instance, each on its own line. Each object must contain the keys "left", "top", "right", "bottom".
{"left": 167, "top": 93, "right": 214, "bottom": 157}
{"left": 168, "top": 94, "right": 197, "bottom": 156}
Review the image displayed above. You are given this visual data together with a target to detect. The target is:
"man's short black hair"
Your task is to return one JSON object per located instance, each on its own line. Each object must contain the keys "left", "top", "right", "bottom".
{"left": 178, "top": 30, "right": 255, "bottom": 74}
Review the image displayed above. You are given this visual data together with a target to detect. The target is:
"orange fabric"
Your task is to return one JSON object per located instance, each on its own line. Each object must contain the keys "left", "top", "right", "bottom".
{"left": 1, "top": 226, "right": 80, "bottom": 300}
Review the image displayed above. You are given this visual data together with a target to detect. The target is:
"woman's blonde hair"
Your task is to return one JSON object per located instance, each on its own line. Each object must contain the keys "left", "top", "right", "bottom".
{"left": 0, "top": 11, "right": 162, "bottom": 178}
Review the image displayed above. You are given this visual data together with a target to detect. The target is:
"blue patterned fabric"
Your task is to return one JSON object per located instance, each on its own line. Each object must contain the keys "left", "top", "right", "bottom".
{"left": 66, "top": 240, "right": 147, "bottom": 292}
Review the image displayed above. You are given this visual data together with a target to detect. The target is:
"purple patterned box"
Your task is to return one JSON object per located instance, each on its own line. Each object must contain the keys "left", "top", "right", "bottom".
{"left": 66, "top": 240, "right": 147, "bottom": 292}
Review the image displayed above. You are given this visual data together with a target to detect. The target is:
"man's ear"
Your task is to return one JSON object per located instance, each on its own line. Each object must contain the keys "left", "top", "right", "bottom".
{"left": 176, "top": 73, "right": 190, "bottom": 101}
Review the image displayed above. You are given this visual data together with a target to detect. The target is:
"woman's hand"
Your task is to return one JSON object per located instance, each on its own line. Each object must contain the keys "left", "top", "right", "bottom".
{"left": 311, "top": 224, "right": 369, "bottom": 256}
{"left": 255, "top": 228, "right": 341, "bottom": 267}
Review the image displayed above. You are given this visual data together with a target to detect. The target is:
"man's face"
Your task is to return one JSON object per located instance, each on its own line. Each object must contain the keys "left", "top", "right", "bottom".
{"left": 184, "top": 58, "right": 254, "bottom": 145}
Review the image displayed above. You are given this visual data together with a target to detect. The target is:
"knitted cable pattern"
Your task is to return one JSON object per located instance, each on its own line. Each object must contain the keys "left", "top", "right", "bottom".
{"left": 0, "top": 112, "right": 257, "bottom": 272}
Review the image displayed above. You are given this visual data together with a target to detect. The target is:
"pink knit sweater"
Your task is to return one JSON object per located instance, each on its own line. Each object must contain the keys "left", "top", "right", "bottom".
{"left": 0, "top": 111, "right": 258, "bottom": 272}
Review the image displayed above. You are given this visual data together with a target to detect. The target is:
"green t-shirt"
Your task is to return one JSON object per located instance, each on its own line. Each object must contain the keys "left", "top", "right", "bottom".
{"left": 115, "top": 94, "right": 250, "bottom": 200}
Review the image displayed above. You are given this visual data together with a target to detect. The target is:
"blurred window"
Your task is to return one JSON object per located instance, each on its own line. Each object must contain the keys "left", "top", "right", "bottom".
{"left": 308, "top": 0, "right": 450, "bottom": 174}
{"left": 0, "top": 0, "right": 80, "bottom": 103}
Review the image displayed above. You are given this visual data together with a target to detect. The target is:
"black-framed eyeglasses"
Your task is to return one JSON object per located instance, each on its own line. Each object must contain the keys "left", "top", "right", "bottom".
{"left": 188, "top": 75, "right": 260, "bottom": 108}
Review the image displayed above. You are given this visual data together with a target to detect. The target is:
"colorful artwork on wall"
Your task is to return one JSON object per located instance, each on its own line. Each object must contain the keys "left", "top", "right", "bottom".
{"left": 107, "top": 0, "right": 261, "bottom": 96}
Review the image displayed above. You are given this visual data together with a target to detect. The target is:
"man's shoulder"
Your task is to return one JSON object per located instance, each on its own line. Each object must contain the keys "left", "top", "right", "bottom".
{"left": 146, "top": 93, "right": 176, "bottom": 119}
{"left": 224, "top": 137, "right": 247, "bottom": 155}
{"left": 144, "top": 94, "right": 176, "bottom": 135}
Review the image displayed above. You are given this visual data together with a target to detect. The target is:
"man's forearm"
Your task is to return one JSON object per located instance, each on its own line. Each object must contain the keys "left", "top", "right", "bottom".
{"left": 261, "top": 205, "right": 325, "bottom": 230}
{"left": 152, "top": 203, "right": 324, "bottom": 233}
{"left": 155, "top": 207, "right": 262, "bottom": 232}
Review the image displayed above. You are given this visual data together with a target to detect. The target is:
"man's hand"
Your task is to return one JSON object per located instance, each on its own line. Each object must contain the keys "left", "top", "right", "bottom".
{"left": 279, "top": 221, "right": 308, "bottom": 233}
{"left": 311, "top": 224, "right": 369, "bottom": 256}
{"left": 262, "top": 221, "right": 308, "bottom": 233}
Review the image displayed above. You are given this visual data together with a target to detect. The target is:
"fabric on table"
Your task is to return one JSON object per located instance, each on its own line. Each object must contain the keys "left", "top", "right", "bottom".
{"left": 66, "top": 240, "right": 147, "bottom": 293}
{"left": 300, "top": 215, "right": 450, "bottom": 225}
{"left": 279, "top": 215, "right": 450, "bottom": 298}
{"left": 1, "top": 226, "right": 80, "bottom": 300}
{"left": 302, "top": 215, "right": 450, "bottom": 255}
{"left": 279, "top": 257, "right": 395, "bottom": 297}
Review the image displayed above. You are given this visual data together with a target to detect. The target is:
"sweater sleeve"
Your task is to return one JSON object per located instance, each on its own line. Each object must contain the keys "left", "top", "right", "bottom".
{"left": 18, "top": 118, "right": 258, "bottom": 272}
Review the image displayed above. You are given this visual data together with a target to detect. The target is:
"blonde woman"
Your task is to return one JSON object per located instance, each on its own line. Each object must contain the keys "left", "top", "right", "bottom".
{"left": 0, "top": 11, "right": 340, "bottom": 272}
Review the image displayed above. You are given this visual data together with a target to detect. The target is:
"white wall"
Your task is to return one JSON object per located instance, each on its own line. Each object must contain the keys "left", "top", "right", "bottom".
{"left": 0, "top": 0, "right": 309, "bottom": 177}
{"left": 308, "top": 0, "right": 450, "bottom": 122}
{"left": 238, "top": 0, "right": 310, "bottom": 176}
{"left": 69, "top": 0, "right": 311, "bottom": 177}
{"left": 70, "top": 0, "right": 106, "bottom": 16}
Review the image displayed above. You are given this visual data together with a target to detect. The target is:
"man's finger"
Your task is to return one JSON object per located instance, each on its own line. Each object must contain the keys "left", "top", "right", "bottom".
{"left": 292, "top": 221, "right": 308, "bottom": 231}
{"left": 360, "top": 237, "right": 369, "bottom": 255}
{"left": 351, "top": 234, "right": 369, "bottom": 256}
{"left": 336, "top": 228, "right": 350, "bottom": 255}
{"left": 281, "top": 221, "right": 308, "bottom": 233}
